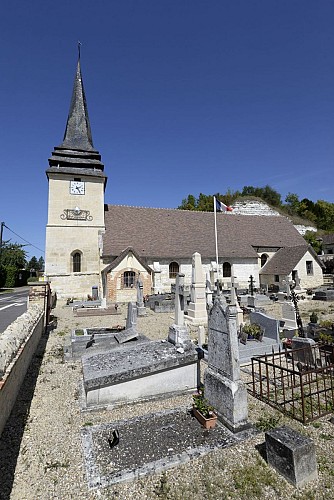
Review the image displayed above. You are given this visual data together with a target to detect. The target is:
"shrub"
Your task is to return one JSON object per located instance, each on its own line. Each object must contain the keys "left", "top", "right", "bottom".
{"left": 4, "top": 265, "right": 17, "bottom": 288}
{"left": 310, "top": 312, "right": 318, "bottom": 324}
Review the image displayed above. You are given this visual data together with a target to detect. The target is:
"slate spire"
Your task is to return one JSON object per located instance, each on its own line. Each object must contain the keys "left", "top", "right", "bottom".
{"left": 60, "top": 53, "right": 94, "bottom": 151}
{"left": 47, "top": 49, "right": 105, "bottom": 173}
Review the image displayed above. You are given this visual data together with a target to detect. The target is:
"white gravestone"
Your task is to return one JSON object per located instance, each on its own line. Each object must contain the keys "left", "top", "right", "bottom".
{"left": 168, "top": 273, "right": 190, "bottom": 346}
{"left": 204, "top": 298, "right": 250, "bottom": 433}
{"left": 187, "top": 252, "right": 208, "bottom": 325}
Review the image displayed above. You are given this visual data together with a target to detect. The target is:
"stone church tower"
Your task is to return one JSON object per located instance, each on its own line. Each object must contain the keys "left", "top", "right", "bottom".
{"left": 45, "top": 55, "right": 107, "bottom": 298}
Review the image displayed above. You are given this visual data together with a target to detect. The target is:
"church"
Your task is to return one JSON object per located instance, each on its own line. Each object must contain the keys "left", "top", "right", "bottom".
{"left": 44, "top": 56, "right": 324, "bottom": 301}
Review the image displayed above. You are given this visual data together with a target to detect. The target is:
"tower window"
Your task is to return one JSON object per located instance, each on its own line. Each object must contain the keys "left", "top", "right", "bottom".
{"left": 169, "top": 262, "right": 179, "bottom": 279}
{"left": 72, "top": 252, "right": 81, "bottom": 273}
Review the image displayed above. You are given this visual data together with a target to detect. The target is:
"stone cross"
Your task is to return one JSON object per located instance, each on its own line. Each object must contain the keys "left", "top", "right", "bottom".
{"left": 248, "top": 275, "right": 255, "bottom": 296}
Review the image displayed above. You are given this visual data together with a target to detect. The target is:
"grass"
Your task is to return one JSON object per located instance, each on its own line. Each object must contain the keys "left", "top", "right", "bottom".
{"left": 255, "top": 413, "right": 281, "bottom": 432}
{"left": 44, "top": 460, "right": 69, "bottom": 473}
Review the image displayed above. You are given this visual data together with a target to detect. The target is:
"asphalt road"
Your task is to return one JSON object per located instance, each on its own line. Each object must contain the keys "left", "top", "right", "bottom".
{"left": 0, "top": 287, "right": 29, "bottom": 334}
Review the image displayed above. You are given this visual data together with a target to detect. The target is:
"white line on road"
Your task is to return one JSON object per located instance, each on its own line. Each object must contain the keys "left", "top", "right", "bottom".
{"left": 0, "top": 303, "right": 25, "bottom": 311}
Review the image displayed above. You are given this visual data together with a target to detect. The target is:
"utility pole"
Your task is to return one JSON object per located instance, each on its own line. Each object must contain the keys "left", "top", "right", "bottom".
{"left": 0, "top": 221, "right": 4, "bottom": 265}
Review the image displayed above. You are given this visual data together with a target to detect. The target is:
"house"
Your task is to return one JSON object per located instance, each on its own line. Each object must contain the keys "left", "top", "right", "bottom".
{"left": 44, "top": 55, "right": 324, "bottom": 301}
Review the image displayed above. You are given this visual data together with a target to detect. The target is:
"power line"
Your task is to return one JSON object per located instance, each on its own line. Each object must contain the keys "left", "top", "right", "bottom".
{"left": 3, "top": 224, "right": 45, "bottom": 254}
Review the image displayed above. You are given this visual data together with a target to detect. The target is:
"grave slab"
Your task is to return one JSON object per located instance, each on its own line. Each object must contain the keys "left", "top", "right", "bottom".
{"left": 82, "top": 341, "right": 199, "bottom": 408}
{"left": 265, "top": 425, "right": 317, "bottom": 487}
{"left": 81, "top": 407, "right": 241, "bottom": 489}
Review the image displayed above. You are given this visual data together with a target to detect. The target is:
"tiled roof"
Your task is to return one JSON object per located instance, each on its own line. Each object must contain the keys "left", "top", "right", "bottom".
{"left": 103, "top": 205, "right": 307, "bottom": 260}
{"left": 322, "top": 234, "right": 334, "bottom": 245}
{"left": 102, "top": 247, "right": 153, "bottom": 274}
{"left": 259, "top": 245, "right": 309, "bottom": 275}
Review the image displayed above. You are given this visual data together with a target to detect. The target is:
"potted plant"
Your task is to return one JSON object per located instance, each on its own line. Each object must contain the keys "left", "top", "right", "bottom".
{"left": 192, "top": 391, "right": 217, "bottom": 429}
{"left": 242, "top": 323, "right": 263, "bottom": 341}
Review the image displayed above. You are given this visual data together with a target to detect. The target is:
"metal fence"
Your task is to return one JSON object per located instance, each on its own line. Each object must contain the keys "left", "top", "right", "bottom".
{"left": 247, "top": 344, "right": 334, "bottom": 423}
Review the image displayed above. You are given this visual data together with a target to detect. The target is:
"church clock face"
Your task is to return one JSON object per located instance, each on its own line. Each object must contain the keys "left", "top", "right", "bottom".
{"left": 70, "top": 180, "right": 85, "bottom": 195}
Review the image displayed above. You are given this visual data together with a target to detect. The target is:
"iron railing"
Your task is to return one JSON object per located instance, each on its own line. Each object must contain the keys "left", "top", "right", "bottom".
{"left": 247, "top": 343, "right": 334, "bottom": 423}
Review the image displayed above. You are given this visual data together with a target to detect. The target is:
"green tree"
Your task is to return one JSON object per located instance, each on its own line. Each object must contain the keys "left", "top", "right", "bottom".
{"left": 0, "top": 241, "right": 27, "bottom": 287}
{"left": 0, "top": 241, "right": 27, "bottom": 268}
{"left": 303, "top": 231, "right": 323, "bottom": 254}
{"left": 27, "top": 256, "right": 38, "bottom": 270}
{"left": 241, "top": 185, "right": 281, "bottom": 207}
{"left": 285, "top": 192, "right": 300, "bottom": 214}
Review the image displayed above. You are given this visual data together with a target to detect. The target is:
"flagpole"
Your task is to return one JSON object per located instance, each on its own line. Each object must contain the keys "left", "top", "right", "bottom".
{"left": 213, "top": 196, "right": 219, "bottom": 284}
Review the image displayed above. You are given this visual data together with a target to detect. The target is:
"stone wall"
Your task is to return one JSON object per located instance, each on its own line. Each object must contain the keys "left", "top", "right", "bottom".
{"left": 0, "top": 305, "right": 44, "bottom": 437}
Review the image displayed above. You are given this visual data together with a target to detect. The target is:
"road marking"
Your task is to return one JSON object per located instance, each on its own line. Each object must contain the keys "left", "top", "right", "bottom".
{"left": 0, "top": 303, "right": 25, "bottom": 312}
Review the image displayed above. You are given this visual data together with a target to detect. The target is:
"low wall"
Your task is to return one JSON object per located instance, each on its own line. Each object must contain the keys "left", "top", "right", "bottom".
{"left": 0, "top": 304, "right": 44, "bottom": 437}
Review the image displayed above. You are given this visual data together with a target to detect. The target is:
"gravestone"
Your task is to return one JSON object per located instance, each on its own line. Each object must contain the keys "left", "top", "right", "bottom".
{"left": 136, "top": 276, "right": 146, "bottom": 317}
{"left": 168, "top": 274, "right": 190, "bottom": 346}
{"left": 204, "top": 298, "right": 250, "bottom": 432}
{"left": 126, "top": 302, "right": 137, "bottom": 330}
{"left": 205, "top": 271, "right": 213, "bottom": 308}
{"left": 198, "top": 325, "right": 206, "bottom": 347}
{"left": 265, "top": 426, "right": 317, "bottom": 487}
{"left": 291, "top": 337, "right": 316, "bottom": 366}
{"left": 114, "top": 302, "right": 139, "bottom": 343}
{"left": 187, "top": 252, "right": 208, "bottom": 324}
{"left": 227, "top": 277, "right": 243, "bottom": 327}
{"left": 282, "top": 302, "right": 298, "bottom": 330}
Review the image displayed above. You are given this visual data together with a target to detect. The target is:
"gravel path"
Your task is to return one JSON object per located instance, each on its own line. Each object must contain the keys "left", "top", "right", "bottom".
{"left": 0, "top": 299, "right": 333, "bottom": 499}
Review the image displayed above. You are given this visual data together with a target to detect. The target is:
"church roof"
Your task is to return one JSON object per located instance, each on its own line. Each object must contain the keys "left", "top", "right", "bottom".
{"left": 47, "top": 54, "right": 105, "bottom": 173}
{"left": 103, "top": 205, "right": 307, "bottom": 260}
{"left": 259, "top": 245, "right": 309, "bottom": 275}
{"left": 260, "top": 244, "right": 324, "bottom": 275}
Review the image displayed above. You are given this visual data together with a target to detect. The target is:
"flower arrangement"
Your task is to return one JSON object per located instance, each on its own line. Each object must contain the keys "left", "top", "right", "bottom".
{"left": 242, "top": 323, "right": 262, "bottom": 340}
{"left": 192, "top": 391, "right": 215, "bottom": 419}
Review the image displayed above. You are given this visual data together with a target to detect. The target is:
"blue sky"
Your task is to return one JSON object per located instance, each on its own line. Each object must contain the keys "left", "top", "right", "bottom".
{"left": 0, "top": 0, "right": 333, "bottom": 260}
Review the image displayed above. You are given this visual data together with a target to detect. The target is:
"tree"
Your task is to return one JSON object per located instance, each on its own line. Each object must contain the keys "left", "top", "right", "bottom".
{"left": 303, "top": 231, "right": 323, "bottom": 255}
{"left": 0, "top": 241, "right": 27, "bottom": 269}
{"left": 27, "top": 256, "right": 38, "bottom": 270}
{"left": 0, "top": 241, "right": 27, "bottom": 288}
{"left": 38, "top": 256, "right": 45, "bottom": 271}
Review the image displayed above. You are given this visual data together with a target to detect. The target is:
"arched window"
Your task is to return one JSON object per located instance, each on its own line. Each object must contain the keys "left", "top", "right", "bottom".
{"left": 72, "top": 252, "right": 81, "bottom": 273}
{"left": 223, "top": 262, "right": 231, "bottom": 277}
{"left": 123, "top": 271, "right": 136, "bottom": 288}
{"left": 169, "top": 262, "right": 179, "bottom": 279}
{"left": 261, "top": 254, "right": 268, "bottom": 267}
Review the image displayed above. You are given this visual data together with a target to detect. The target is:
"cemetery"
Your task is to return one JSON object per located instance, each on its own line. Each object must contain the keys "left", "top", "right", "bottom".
{"left": 1, "top": 270, "right": 334, "bottom": 499}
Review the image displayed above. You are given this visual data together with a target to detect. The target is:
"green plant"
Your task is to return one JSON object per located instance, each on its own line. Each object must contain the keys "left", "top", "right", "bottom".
{"left": 255, "top": 414, "right": 281, "bottom": 431}
{"left": 192, "top": 391, "right": 215, "bottom": 419}
{"left": 310, "top": 312, "right": 318, "bottom": 324}
{"left": 242, "top": 323, "right": 262, "bottom": 339}
{"left": 154, "top": 472, "right": 171, "bottom": 497}
{"left": 319, "top": 319, "right": 334, "bottom": 328}
{"left": 319, "top": 333, "right": 333, "bottom": 344}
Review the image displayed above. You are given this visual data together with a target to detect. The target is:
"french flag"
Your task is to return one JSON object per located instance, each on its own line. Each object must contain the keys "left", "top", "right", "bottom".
{"left": 216, "top": 199, "right": 233, "bottom": 212}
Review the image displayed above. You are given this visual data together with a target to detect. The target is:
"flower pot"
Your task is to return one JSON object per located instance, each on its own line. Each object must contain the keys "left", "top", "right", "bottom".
{"left": 193, "top": 407, "right": 217, "bottom": 429}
